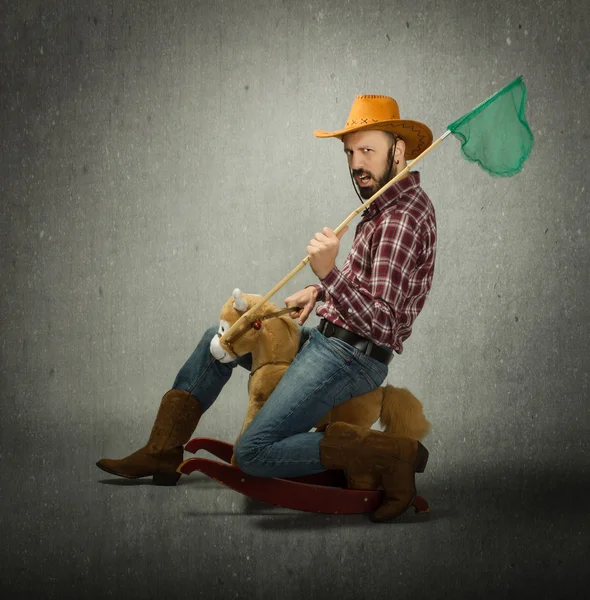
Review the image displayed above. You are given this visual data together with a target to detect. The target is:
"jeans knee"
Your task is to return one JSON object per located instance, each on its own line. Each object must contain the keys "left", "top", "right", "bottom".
{"left": 233, "top": 435, "right": 265, "bottom": 476}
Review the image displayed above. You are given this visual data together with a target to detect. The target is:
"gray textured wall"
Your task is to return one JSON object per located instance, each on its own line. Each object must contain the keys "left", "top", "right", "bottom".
{"left": 1, "top": 0, "right": 588, "bottom": 598}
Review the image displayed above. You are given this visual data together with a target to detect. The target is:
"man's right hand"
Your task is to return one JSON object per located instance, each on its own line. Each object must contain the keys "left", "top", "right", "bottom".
{"left": 284, "top": 286, "right": 319, "bottom": 326}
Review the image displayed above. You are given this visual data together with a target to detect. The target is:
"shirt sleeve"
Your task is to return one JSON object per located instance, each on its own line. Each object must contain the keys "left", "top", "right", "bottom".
{"left": 319, "top": 212, "right": 421, "bottom": 345}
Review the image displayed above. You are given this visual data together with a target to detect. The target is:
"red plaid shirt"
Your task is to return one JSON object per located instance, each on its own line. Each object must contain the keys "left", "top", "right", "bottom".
{"left": 308, "top": 171, "right": 436, "bottom": 354}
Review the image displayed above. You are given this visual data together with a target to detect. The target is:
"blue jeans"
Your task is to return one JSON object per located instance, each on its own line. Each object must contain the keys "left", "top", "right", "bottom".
{"left": 172, "top": 325, "right": 388, "bottom": 478}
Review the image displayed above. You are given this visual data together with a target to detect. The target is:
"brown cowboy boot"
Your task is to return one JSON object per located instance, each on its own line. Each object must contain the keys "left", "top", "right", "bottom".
{"left": 319, "top": 421, "right": 428, "bottom": 522}
{"left": 96, "top": 389, "right": 203, "bottom": 485}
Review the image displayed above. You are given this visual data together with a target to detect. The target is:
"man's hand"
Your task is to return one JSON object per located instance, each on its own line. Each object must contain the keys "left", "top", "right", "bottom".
{"left": 307, "top": 226, "right": 349, "bottom": 280}
{"left": 284, "top": 286, "right": 319, "bottom": 326}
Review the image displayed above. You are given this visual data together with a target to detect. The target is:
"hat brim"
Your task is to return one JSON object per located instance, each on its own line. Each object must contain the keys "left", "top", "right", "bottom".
{"left": 314, "top": 119, "right": 433, "bottom": 160}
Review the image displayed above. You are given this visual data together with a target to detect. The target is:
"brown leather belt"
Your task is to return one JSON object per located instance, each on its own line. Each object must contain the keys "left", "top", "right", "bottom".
{"left": 317, "top": 319, "right": 394, "bottom": 366}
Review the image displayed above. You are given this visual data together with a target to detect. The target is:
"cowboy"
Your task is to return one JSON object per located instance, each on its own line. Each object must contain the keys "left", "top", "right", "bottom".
{"left": 97, "top": 94, "right": 436, "bottom": 521}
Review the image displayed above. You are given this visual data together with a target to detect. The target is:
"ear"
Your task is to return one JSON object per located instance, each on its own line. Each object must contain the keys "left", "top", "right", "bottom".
{"left": 232, "top": 288, "right": 248, "bottom": 312}
{"left": 395, "top": 137, "right": 406, "bottom": 160}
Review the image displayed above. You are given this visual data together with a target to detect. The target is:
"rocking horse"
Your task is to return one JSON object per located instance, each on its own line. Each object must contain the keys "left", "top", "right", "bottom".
{"left": 177, "top": 289, "right": 431, "bottom": 517}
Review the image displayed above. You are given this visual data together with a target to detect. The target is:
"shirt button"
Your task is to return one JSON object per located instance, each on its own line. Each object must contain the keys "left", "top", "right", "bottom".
{"left": 348, "top": 308, "right": 353, "bottom": 313}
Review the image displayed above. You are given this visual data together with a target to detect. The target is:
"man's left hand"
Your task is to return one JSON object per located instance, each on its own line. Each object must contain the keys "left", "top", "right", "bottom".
{"left": 307, "top": 226, "right": 349, "bottom": 280}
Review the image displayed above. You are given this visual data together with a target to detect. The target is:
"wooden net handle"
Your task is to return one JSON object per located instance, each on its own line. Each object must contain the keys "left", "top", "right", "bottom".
{"left": 222, "top": 130, "right": 451, "bottom": 344}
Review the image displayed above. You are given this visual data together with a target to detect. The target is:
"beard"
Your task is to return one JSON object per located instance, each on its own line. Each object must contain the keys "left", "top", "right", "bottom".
{"left": 352, "top": 148, "right": 396, "bottom": 200}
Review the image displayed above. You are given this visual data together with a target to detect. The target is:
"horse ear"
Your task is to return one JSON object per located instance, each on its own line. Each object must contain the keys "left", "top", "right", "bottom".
{"left": 232, "top": 288, "right": 248, "bottom": 312}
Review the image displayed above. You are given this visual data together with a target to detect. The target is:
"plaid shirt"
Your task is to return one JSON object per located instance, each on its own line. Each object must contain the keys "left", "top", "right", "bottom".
{"left": 308, "top": 171, "right": 436, "bottom": 354}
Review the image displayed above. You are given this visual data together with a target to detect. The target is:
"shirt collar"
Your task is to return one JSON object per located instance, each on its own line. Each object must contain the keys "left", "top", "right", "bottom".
{"left": 361, "top": 171, "right": 421, "bottom": 220}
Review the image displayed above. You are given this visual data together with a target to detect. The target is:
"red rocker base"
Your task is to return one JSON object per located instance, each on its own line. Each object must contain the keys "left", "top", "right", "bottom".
{"left": 178, "top": 437, "right": 430, "bottom": 516}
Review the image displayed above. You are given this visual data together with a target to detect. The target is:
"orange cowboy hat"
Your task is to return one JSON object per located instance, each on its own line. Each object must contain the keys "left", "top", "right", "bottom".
{"left": 314, "top": 94, "right": 433, "bottom": 159}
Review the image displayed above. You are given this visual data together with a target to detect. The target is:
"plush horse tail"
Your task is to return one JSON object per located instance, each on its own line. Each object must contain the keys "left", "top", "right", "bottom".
{"left": 379, "top": 385, "right": 431, "bottom": 441}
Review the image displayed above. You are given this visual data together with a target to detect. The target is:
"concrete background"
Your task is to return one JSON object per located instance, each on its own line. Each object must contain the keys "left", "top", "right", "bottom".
{"left": 1, "top": 0, "right": 588, "bottom": 598}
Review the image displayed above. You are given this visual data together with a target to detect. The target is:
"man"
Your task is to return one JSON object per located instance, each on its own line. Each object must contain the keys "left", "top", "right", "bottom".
{"left": 97, "top": 94, "right": 436, "bottom": 521}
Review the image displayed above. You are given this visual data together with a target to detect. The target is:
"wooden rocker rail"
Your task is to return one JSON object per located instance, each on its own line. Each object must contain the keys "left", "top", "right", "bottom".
{"left": 179, "top": 437, "right": 430, "bottom": 516}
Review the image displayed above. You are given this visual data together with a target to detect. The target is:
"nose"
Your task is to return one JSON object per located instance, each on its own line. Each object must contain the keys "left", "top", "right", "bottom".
{"left": 348, "top": 152, "right": 365, "bottom": 172}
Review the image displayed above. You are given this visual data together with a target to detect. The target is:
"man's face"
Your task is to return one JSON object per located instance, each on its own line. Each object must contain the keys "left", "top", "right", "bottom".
{"left": 342, "top": 129, "right": 397, "bottom": 200}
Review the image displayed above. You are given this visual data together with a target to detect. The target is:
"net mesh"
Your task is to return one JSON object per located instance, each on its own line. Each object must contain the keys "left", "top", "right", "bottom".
{"left": 447, "top": 76, "right": 534, "bottom": 177}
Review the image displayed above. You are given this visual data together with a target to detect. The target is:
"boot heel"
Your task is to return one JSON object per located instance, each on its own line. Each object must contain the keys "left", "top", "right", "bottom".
{"left": 415, "top": 442, "right": 429, "bottom": 473}
{"left": 153, "top": 471, "right": 181, "bottom": 486}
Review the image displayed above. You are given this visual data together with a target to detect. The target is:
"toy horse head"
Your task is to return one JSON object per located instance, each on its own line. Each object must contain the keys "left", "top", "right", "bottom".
{"left": 209, "top": 288, "right": 300, "bottom": 365}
